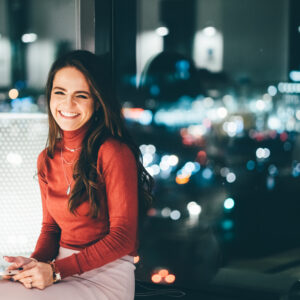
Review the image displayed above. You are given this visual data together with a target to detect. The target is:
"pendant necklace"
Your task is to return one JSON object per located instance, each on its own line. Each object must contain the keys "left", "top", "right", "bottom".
{"left": 61, "top": 143, "right": 82, "bottom": 195}
{"left": 60, "top": 146, "right": 75, "bottom": 195}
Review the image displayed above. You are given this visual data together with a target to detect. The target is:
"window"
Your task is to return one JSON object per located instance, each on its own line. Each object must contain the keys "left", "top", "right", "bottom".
{"left": 112, "top": 0, "right": 300, "bottom": 294}
{"left": 0, "top": 0, "right": 77, "bottom": 265}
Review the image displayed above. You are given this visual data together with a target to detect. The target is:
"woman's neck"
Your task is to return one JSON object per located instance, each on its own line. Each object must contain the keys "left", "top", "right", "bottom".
{"left": 61, "top": 119, "right": 92, "bottom": 149}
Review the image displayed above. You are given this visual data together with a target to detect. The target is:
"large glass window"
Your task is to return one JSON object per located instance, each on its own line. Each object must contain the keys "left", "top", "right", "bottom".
{"left": 0, "top": 0, "right": 77, "bottom": 268}
{"left": 114, "top": 0, "right": 300, "bottom": 294}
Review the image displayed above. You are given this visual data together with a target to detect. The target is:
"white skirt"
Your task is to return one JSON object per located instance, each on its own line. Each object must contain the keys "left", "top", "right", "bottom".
{"left": 0, "top": 246, "right": 136, "bottom": 300}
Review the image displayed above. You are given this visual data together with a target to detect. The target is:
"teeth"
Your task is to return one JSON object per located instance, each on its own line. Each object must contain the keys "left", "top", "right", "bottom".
{"left": 60, "top": 111, "right": 79, "bottom": 117}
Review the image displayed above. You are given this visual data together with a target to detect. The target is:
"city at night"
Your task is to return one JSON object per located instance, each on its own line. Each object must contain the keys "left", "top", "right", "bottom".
{"left": 1, "top": 0, "right": 300, "bottom": 299}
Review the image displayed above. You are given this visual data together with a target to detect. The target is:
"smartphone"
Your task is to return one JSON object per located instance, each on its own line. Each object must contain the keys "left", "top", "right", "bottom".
{"left": 0, "top": 270, "right": 20, "bottom": 276}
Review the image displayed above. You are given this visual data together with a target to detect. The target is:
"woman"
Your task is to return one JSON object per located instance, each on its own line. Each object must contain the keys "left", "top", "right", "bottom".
{"left": 0, "top": 50, "right": 153, "bottom": 300}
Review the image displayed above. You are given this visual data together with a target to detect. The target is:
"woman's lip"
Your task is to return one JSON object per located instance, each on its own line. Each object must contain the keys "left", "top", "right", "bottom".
{"left": 58, "top": 111, "right": 80, "bottom": 119}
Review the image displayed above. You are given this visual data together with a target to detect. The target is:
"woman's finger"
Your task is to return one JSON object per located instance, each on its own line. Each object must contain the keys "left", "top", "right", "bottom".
{"left": 3, "top": 256, "right": 16, "bottom": 263}
{"left": 3, "top": 256, "right": 23, "bottom": 269}
{"left": 5, "top": 263, "right": 21, "bottom": 270}
{"left": 19, "top": 277, "right": 30, "bottom": 283}
{"left": 21, "top": 261, "right": 36, "bottom": 271}
{"left": 13, "top": 269, "right": 33, "bottom": 282}
{"left": 1, "top": 275, "right": 14, "bottom": 280}
{"left": 19, "top": 277, "right": 34, "bottom": 287}
{"left": 4, "top": 256, "right": 34, "bottom": 271}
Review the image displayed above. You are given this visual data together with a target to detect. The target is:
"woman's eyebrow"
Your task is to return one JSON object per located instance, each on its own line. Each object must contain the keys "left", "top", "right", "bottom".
{"left": 53, "top": 86, "right": 90, "bottom": 94}
{"left": 53, "top": 86, "right": 66, "bottom": 91}
{"left": 76, "top": 91, "right": 90, "bottom": 95}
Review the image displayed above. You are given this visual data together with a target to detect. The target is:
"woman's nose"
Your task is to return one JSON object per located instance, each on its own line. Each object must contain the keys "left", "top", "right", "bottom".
{"left": 64, "top": 95, "right": 76, "bottom": 107}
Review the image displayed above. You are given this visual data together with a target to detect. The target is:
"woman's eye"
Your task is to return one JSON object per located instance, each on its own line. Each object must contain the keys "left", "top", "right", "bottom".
{"left": 77, "top": 95, "right": 88, "bottom": 99}
{"left": 54, "top": 91, "right": 64, "bottom": 95}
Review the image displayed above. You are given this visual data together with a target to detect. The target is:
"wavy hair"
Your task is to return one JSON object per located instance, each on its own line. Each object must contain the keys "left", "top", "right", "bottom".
{"left": 43, "top": 50, "right": 154, "bottom": 219}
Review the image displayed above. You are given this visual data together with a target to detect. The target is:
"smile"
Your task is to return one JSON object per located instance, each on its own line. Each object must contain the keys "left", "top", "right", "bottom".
{"left": 59, "top": 111, "right": 80, "bottom": 118}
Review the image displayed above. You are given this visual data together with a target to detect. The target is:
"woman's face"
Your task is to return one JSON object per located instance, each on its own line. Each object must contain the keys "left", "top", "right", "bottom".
{"left": 50, "top": 66, "right": 96, "bottom": 131}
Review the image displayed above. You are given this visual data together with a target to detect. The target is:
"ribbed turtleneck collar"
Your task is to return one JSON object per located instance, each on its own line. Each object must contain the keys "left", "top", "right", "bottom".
{"left": 61, "top": 119, "right": 92, "bottom": 149}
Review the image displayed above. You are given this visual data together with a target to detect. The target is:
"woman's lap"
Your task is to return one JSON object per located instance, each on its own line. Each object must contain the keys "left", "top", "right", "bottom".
{"left": 0, "top": 276, "right": 109, "bottom": 300}
{"left": 0, "top": 247, "right": 135, "bottom": 300}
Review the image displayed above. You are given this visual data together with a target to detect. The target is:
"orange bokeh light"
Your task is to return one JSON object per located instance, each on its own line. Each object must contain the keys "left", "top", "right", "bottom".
{"left": 134, "top": 256, "right": 140, "bottom": 264}
{"left": 8, "top": 89, "right": 19, "bottom": 99}
{"left": 175, "top": 175, "right": 190, "bottom": 185}
{"left": 165, "top": 274, "right": 176, "bottom": 283}
{"left": 158, "top": 269, "right": 169, "bottom": 277}
{"left": 122, "top": 108, "right": 144, "bottom": 119}
{"left": 151, "top": 274, "right": 162, "bottom": 283}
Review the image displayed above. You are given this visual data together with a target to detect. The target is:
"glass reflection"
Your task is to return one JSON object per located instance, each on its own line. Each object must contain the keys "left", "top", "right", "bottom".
{"left": 116, "top": 0, "right": 300, "bottom": 288}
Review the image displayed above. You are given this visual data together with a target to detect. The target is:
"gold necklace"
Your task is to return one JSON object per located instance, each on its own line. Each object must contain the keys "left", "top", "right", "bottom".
{"left": 60, "top": 147, "right": 74, "bottom": 195}
{"left": 64, "top": 145, "right": 82, "bottom": 152}
{"left": 61, "top": 155, "right": 73, "bottom": 165}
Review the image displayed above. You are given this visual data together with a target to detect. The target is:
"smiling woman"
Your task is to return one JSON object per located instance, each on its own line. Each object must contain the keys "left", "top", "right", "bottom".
{"left": 50, "top": 67, "right": 97, "bottom": 131}
{"left": 0, "top": 50, "right": 154, "bottom": 300}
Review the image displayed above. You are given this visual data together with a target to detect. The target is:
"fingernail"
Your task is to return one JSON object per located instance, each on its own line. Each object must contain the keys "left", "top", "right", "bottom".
{"left": 9, "top": 278, "right": 15, "bottom": 282}
{"left": 18, "top": 267, "right": 23, "bottom": 270}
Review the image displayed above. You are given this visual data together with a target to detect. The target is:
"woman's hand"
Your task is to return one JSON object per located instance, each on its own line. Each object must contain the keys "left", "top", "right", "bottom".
{"left": 12, "top": 261, "right": 53, "bottom": 290}
{"left": 2, "top": 256, "right": 36, "bottom": 280}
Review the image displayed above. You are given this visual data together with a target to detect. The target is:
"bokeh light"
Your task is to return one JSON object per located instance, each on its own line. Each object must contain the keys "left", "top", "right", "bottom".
{"left": 8, "top": 89, "right": 19, "bottom": 99}
{"left": 165, "top": 274, "right": 176, "bottom": 284}
{"left": 158, "top": 269, "right": 169, "bottom": 277}
{"left": 151, "top": 274, "right": 162, "bottom": 283}
{"left": 170, "top": 210, "right": 181, "bottom": 220}
{"left": 187, "top": 201, "right": 202, "bottom": 216}
{"left": 256, "top": 148, "right": 271, "bottom": 159}
{"left": 224, "top": 198, "right": 235, "bottom": 210}
{"left": 21, "top": 33, "right": 37, "bottom": 43}
{"left": 226, "top": 172, "right": 236, "bottom": 183}
{"left": 161, "top": 207, "right": 171, "bottom": 217}
{"left": 156, "top": 26, "right": 169, "bottom": 36}
{"left": 6, "top": 152, "right": 23, "bottom": 166}
{"left": 246, "top": 160, "right": 255, "bottom": 171}
{"left": 202, "top": 168, "right": 213, "bottom": 180}
{"left": 176, "top": 175, "right": 190, "bottom": 184}
{"left": 267, "top": 85, "right": 277, "bottom": 96}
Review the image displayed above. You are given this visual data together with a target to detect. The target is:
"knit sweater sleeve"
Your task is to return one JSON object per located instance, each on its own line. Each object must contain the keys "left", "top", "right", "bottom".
{"left": 54, "top": 139, "right": 138, "bottom": 279}
{"left": 30, "top": 150, "right": 61, "bottom": 262}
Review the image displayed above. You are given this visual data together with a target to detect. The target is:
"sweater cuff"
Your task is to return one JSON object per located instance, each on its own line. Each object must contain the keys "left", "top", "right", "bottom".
{"left": 30, "top": 254, "right": 50, "bottom": 263}
{"left": 54, "top": 253, "right": 82, "bottom": 279}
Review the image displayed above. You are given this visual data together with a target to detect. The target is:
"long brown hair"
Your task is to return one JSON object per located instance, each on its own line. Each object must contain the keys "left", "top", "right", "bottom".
{"left": 43, "top": 50, "right": 154, "bottom": 219}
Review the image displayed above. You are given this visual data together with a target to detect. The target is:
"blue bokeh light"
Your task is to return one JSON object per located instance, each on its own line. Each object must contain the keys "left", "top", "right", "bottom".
{"left": 246, "top": 160, "right": 255, "bottom": 171}
{"left": 224, "top": 198, "right": 235, "bottom": 210}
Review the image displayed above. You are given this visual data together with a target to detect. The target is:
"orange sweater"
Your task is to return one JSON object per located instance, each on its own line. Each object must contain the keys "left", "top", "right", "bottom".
{"left": 30, "top": 122, "right": 138, "bottom": 279}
